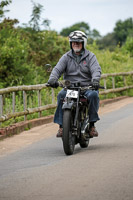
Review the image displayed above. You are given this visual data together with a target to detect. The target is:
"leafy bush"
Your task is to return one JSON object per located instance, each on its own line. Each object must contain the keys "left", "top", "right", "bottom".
{"left": 122, "top": 37, "right": 133, "bottom": 57}
{"left": 0, "top": 22, "right": 35, "bottom": 87}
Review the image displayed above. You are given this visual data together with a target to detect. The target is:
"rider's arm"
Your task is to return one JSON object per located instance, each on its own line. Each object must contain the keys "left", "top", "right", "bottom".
{"left": 49, "top": 54, "right": 67, "bottom": 81}
{"left": 88, "top": 53, "right": 101, "bottom": 82}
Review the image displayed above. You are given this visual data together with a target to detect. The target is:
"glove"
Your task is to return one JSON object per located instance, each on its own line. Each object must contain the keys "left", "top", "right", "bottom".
{"left": 48, "top": 78, "right": 59, "bottom": 88}
{"left": 92, "top": 79, "right": 99, "bottom": 90}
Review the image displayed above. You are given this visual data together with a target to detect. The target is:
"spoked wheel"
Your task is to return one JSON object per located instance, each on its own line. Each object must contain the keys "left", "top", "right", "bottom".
{"left": 62, "top": 110, "right": 75, "bottom": 155}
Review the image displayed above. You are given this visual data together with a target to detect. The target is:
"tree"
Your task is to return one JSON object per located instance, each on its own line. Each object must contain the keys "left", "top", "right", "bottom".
{"left": 0, "top": 0, "right": 19, "bottom": 31}
{"left": 97, "top": 33, "right": 117, "bottom": 50}
{"left": 0, "top": 18, "right": 19, "bottom": 31}
{"left": 90, "top": 29, "right": 101, "bottom": 40}
{"left": 29, "top": 0, "right": 50, "bottom": 31}
{"left": 0, "top": 0, "right": 12, "bottom": 21}
{"left": 114, "top": 18, "right": 133, "bottom": 46}
{"left": 60, "top": 22, "right": 91, "bottom": 37}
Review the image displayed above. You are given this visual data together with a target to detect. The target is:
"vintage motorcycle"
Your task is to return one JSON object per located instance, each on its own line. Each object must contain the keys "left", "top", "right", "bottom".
{"left": 47, "top": 80, "right": 104, "bottom": 155}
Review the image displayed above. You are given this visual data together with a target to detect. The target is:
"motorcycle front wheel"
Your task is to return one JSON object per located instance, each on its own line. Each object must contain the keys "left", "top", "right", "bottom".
{"left": 62, "top": 110, "right": 75, "bottom": 155}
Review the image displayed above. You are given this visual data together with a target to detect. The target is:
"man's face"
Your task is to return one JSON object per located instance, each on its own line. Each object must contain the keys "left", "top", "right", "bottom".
{"left": 72, "top": 42, "right": 83, "bottom": 54}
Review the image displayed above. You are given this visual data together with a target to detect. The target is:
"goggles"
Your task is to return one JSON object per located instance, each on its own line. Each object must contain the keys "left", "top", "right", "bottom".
{"left": 69, "top": 31, "right": 87, "bottom": 39}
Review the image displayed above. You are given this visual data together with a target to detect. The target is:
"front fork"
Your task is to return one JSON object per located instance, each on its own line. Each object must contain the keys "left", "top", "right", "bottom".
{"left": 74, "top": 88, "right": 80, "bottom": 127}
{"left": 62, "top": 88, "right": 81, "bottom": 137}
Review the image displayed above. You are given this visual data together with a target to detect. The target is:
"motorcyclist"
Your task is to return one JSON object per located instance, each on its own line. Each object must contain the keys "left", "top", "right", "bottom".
{"left": 48, "top": 30, "right": 101, "bottom": 137}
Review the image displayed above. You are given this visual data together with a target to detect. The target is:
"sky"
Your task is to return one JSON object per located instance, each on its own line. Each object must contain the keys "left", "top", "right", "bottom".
{"left": 5, "top": 0, "right": 133, "bottom": 36}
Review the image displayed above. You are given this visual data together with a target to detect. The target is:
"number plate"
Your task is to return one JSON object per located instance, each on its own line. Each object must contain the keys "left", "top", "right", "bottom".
{"left": 66, "top": 90, "right": 78, "bottom": 98}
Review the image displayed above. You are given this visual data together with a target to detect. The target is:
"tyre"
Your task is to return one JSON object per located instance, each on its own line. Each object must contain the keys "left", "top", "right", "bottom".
{"left": 79, "top": 109, "right": 90, "bottom": 148}
{"left": 62, "top": 110, "right": 75, "bottom": 155}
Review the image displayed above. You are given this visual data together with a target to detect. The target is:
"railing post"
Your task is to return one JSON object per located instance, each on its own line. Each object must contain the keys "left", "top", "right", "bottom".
{"left": 12, "top": 92, "right": 15, "bottom": 113}
{"left": 38, "top": 90, "right": 42, "bottom": 118}
{"left": 103, "top": 78, "right": 107, "bottom": 99}
{"left": 123, "top": 75, "right": 127, "bottom": 86}
{"left": 123, "top": 75, "right": 128, "bottom": 95}
{"left": 112, "top": 77, "right": 115, "bottom": 89}
{"left": 103, "top": 78, "right": 107, "bottom": 90}
{"left": 0, "top": 95, "right": 3, "bottom": 126}
{"left": 51, "top": 88, "right": 55, "bottom": 104}
{"left": 23, "top": 91, "right": 27, "bottom": 121}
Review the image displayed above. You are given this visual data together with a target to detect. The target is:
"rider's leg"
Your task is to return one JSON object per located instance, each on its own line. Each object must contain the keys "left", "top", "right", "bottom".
{"left": 54, "top": 89, "right": 67, "bottom": 126}
{"left": 84, "top": 90, "right": 99, "bottom": 137}
{"left": 84, "top": 89, "right": 100, "bottom": 122}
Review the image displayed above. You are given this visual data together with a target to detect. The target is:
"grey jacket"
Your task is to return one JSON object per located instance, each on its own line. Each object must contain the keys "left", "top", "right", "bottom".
{"left": 49, "top": 49, "right": 101, "bottom": 86}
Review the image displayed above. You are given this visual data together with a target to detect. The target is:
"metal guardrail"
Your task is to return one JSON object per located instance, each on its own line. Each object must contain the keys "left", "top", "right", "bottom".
{"left": 0, "top": 71, "right": 133, "bottom": 124}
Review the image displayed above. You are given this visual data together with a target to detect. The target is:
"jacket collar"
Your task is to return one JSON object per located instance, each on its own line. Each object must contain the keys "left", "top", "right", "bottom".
{"left": 68, "top": 49, "right": 90, "bottom": 61}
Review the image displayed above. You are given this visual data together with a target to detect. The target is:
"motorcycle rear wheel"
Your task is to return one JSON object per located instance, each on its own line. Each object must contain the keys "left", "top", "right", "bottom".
{"left": 62, "top": 110, "right": 75, "bottom": 155}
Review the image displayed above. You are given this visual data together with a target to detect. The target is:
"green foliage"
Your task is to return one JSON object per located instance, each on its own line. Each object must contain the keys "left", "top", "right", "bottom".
{"left": 87, "top": 41, "right": 133, "bottom": 75}
{"left": 0, "top": 2, "right": 132, "bottom": 90}
{"left": 28, "top": 30, "right": 69, "bottom": 66}
{"left": 29, "top": 0, "right": 50, "bottom": 31}
{"left": 29, "top": 0, "right": 43, "bottom": 31}
{"left": 0, "top": 1, "right": 132, "bottom": 89}
{"left": 26, "top": 30, "right": 69, "bottom": 83}
{"left": 122, "top": 37, "right": 133, "bottom": 57}
{"left": 97, "top": 17, "right": 133, "bottom": 50}
{"left": 0, "top": 20, "right": 35, "bottom": 87}
{"left": 91, "top": 29, "right": 101, "bottom": 40}
{"left": 60, "top": 22, "right": 91, "bottom": 36}
{"left": 0, "top": 0, "right": 12, "bottom": 20}
{"left": 97, "top": 33, "right": 117, "bottom": 51}
{"left": 0, "top": 17, "right": 70, "bottom": 88}
{"left": 0, "top": 15, "right": 133, "bottom": 89}
{"left": 113, "top": 18, "right": 133, "bottom": 46}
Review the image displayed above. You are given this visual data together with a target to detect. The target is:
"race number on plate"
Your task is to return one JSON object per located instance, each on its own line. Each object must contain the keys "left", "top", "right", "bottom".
{"left": 66, "top": 90, "right": 78, "bottom": 98}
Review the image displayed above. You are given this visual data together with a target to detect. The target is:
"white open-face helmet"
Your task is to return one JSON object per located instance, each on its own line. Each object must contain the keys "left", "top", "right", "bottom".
{"left": 69, "top": 30, "right": 87, "bottom": 49}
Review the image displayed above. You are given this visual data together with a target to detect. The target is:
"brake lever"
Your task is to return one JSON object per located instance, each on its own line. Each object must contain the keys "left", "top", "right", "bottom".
{"left": 58, "top": 81, "right": 64, "bottom": 88}
{"left": 99, "top": 86, "right": 105, "bottom": 89}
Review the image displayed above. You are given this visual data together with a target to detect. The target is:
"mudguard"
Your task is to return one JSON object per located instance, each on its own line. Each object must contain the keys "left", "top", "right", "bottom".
{"left": 62, "top": 102, "right": 74, "bottom": 110}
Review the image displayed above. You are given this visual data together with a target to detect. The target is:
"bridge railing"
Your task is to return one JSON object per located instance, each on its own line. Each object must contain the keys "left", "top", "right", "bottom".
{"left": 0, "top": 71, "right": 133, "bottom": 124}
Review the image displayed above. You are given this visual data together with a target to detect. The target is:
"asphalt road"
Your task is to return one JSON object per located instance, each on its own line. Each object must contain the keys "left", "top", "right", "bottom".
{"left": 0, "top": 102, "right": 133, "bottom": 200}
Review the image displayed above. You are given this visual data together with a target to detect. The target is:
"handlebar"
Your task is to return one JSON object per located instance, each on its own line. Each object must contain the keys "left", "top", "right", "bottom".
{"left": 46, "top": 82, "right": 105, "bottom": 90}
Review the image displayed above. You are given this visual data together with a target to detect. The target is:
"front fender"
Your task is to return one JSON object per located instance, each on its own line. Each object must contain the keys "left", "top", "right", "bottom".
{"left": 62, "top": 102, "right": 74, "bottom": 110}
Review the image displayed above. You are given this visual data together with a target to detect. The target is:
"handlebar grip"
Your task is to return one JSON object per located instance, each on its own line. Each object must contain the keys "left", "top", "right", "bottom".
{"left": 99, "top": 86, "right": 105, "bottom": 89}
